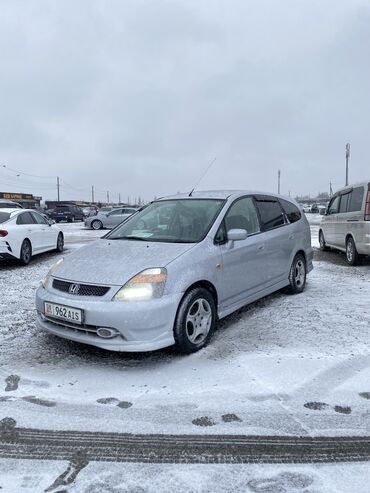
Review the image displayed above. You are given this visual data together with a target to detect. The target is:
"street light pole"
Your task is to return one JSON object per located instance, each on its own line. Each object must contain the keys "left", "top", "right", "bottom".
{"left": 278, "top": 170, "right": 281, "bottom": 194}
{"left": 345, "top": 143, "right": 350, "bottom": 186}
{"left": 57, "top": 176, "right": 60, "bottom": 202}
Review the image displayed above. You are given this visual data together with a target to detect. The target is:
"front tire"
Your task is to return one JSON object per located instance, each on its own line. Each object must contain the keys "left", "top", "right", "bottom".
{"left": 56, "top": 233, "right": 64, "bottom": 253}
{"left": 174, "top": 288, "right": 216, "bottom": 354}
{"left": 346, "top": 236, "right": 360, "bottom": 266}
{"left": 287, "top": 254, "right": 306, "bottom": 294}
{"left": 91, "top": 220, "right": 103, "bottom": 230}
{"left": 20, "top": 239, "right": 32, "bottom": 265}
{"left": 319, "top": 230, "right": 329, "bottom": 251}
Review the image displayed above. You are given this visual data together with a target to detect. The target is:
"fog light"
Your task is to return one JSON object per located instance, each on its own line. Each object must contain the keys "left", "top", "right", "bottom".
{"left": 96, "top": 328, "right": 119, "bottom": 339}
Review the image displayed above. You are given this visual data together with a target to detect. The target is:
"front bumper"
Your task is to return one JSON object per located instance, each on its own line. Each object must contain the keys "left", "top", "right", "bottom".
{"left": 35, "top": 286, "right": 181, "bottom": 352}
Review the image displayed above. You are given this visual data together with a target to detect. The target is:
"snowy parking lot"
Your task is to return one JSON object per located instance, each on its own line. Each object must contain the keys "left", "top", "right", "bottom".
{"left": 1, "top": 216, "right": 370, "bottom": 492}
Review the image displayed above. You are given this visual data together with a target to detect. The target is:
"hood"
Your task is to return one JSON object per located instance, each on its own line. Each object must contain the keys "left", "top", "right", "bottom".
{"left": 53, "top": 239, "right": 195, "bottom": 286}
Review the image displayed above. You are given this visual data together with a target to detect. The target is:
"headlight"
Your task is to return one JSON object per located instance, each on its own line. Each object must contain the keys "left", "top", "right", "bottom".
{"left": 113, "top": 268, "right": 167, "bottom": 301}
{"left": 41, "top": 258, "right": 64, "bottom": 288}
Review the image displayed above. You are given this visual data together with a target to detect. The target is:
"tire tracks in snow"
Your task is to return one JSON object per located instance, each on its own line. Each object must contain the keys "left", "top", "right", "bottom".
{"left": 1, "top": 418, "right": 370, "bottom": 464}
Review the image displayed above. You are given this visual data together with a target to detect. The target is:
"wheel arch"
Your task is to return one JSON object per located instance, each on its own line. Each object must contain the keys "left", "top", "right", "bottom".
{"left": 179, "top": 280, "right": 219, "bottom": 311}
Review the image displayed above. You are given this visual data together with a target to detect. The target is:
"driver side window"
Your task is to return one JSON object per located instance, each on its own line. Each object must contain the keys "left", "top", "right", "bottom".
{"left": 328, "top": 196, "right": 340, "bottom": 215}
{"left": 224, "top": 197, "right": 260, "bottom": 236}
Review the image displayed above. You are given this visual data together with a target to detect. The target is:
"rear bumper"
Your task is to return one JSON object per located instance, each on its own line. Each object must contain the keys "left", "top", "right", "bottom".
{"left": 0, "top": 240, "right": 17, "bottom": 260}
{"left": 35, "top": 286, "right": 181, "bottom": 352}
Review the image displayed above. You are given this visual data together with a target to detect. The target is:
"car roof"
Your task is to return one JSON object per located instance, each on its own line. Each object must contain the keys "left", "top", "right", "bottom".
{"left": 157, "top": 190, "right": 298, "bottom": 203}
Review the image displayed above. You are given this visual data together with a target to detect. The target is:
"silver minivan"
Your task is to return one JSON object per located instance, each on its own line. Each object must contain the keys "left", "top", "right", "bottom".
{"left": 319, "top": 181, "right": 370, "bottom": 265}
{"left": 36, "top": 191, "right": 313, "bottom": 354}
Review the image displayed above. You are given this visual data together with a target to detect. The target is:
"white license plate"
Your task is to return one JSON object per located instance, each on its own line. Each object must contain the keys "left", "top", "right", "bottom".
{"left": 44, "top": 302, "right": 83, "bottom": 325}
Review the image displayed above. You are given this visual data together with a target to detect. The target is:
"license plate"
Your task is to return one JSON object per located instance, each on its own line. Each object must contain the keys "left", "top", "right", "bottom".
{"left": 44, "top": 302, "right": 83, "bottom": 325}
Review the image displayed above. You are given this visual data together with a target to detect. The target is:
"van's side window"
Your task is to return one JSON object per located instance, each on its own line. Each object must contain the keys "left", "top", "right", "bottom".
{"left": 224, "top": 197, "right": 260, "bottom": 236}
{"left": 255, "top": 198, "right": 285, "bottom": 231}
{"left": 339, "top": 193, "right": 350, "bottom": 213}
{"left": 279, "top": 199, "right": 301, "bottom": 223}
{"left": 328, "top": 196, "right": 340, "bottom": 214}
{"left": 348, "top": 187, "right": 364, "bottom": 212}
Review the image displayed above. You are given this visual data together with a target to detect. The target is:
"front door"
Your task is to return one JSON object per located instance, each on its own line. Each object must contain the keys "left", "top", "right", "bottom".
{"left": 218, "top": 196, "right": 268, "bottom": 310}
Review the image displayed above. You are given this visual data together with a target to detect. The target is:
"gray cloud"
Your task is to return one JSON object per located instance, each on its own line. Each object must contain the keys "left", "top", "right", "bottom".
{"left": 0, "top": 0, "right": 369, "bottom": 202}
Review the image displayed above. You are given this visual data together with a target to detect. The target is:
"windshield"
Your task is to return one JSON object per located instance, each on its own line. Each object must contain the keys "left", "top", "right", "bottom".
{"left": 106, "top": 199, "right": 225, "bottom": 243}
{"left": 0, "top": 212, "right": 11, "bottom": 222}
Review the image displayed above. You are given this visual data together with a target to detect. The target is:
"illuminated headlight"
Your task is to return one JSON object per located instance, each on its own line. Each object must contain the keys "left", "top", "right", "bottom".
{"left": 114, "top": 268, "right": 167, "bottom": 302}
{"left": 41, "top": 258, "right": 64, "bottom": 288}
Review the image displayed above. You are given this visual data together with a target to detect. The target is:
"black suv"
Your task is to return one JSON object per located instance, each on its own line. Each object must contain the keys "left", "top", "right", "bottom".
{"left": 49, "top": 204, "right": 84, "bottom": 223}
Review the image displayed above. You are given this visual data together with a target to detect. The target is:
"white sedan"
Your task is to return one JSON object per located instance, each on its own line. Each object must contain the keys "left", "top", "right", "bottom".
{"left": 0, "top": 208, "right": 64, "bottom": 265}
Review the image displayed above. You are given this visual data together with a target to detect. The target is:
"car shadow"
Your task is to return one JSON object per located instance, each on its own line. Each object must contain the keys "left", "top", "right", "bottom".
{"left": 314, "top": 248, "right": 370, "bottom": 267}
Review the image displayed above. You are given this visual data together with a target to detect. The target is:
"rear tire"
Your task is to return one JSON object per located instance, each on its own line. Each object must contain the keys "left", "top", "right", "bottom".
{"left": 56, "top": 233, "right": 64, "bottom": 253}
{"left": 92, "top": 220, "right": 103, "bottom": 230}
{"left": 319, "top": 230, "right": 329, "bottom": 251}
{"left": 287, "top": 254, "right": 306, "bottom": 294}
{"left": 346, "top": 236, "right": 360, "bottom": 266}
{"left": 20, "top": 239, "right": 32, "bottom": 265}
{"left": 174, "top": 287, "right": 216, "bottom": 354}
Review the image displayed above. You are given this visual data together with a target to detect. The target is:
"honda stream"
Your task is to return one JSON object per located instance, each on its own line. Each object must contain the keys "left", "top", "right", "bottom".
{"left": 36, "top": 191, "right": 313, "bottom": 354}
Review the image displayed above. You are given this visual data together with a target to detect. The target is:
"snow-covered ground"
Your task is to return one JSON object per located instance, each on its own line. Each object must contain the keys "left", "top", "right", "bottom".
{"left": 1, "top": 217, "right": 370, "bottom": 491}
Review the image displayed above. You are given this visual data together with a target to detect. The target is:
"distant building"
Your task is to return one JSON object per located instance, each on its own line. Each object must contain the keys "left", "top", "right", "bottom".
{"left": 0, "top": 192, "right": 41, "bottom": 208}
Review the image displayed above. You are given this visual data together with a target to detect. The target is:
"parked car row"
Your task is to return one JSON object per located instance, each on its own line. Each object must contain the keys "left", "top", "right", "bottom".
{"left": 84, "top": 207, "right": 138, "bottom": 230}
{"left": 0, "top": 208, "right": 64, "bottom": 264}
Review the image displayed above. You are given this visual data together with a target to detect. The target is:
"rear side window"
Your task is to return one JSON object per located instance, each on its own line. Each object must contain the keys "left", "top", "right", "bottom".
{"left": 339, "top": 193, "right": 351, "bottom": 213}
{"left": 280, "top": 199, "right": 302, "bottom": 223}
{"left": 348, "top": 187, "right": 364, "bottom": 212}
{"left": 255, "top": 198, "right": 285, "bottom": 231}
{"left": 0, "top": 212, "right": 11, "bottom": 222}
{"left": 16, "top": 212, "right": 36, "bottom": 225}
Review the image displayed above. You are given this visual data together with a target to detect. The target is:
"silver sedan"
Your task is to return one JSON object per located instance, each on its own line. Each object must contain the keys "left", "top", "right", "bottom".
{"left": 36, "top": 191, "right": 313, "bottom": 354}
{"left": 84, "top": 207, "right": 138, "bottom": 230}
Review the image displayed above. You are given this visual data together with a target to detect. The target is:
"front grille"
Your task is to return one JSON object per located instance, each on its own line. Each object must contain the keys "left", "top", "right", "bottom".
{"left": 52, "top": 279, "right": 110, "bottom": 297}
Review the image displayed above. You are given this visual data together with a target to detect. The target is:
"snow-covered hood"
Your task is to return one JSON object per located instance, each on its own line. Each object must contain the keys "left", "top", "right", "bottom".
{"left": 53, "top": 239, "right": 195, "bottom": 286}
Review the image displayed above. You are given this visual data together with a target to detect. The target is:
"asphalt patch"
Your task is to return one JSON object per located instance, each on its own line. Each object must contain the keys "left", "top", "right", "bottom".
{"left": 359, "top": 392, "right": 370, "bottom": 400}
{"left": 304, "top": 402, "right": 329, "bottom": 411}
{"left": 334, "top": 405, "right": 352, "bottom": 415}
{"left": 221, "top": 413, "right": 242, "bottom": 423}
{"left": 44, "top": 450, "right": 89, "bottom": 492}
{"left": 5, "top": 375, "right": 20, "bottom": 392}
{"left": 192, "top": 416, "right": 216, "bottom": 427}
{"left": 117, "top": 401, "right": 133, "bottom": 409}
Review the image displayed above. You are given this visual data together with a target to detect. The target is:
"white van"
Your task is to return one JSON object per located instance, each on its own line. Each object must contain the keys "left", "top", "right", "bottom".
{"left": 319, "top": 181, "right": 370, "bottom": 265}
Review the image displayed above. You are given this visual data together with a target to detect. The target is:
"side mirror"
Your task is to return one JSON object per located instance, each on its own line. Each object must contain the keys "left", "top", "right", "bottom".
{"left": 227, "top": 229, "right": 248, "bottom": 248}
{"left": 48, "top": 219, "right": 55, "bottom": 226}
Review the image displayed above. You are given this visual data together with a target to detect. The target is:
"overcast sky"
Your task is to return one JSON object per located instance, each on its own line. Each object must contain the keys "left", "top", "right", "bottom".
{"left": 0, "top": 0, "right": 369, "bottom": 203}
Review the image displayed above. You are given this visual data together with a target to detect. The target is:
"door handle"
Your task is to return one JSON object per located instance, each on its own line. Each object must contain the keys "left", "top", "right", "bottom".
{"left": 258, "top": 244, "right": 265, "bottom": 251}
{"left": 347, "top": 219, "right": 359, "bottom": 222}
{"left": 289, "top": 233, "right": 295, "bottom": 240}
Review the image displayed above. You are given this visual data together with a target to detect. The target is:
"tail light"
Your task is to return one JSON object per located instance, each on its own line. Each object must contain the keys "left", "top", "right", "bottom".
{"left": 365, "top": 191, "right": 370, "bottom": 221}
{"left": 0, "top": 230, "right": 8, "bottom": 237}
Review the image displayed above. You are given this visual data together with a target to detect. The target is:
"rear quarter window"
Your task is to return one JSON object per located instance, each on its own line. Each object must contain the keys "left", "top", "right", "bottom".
{"left": 0, "top": 212, "right": 11, "bottom": 223}
{"left": 348, "top": 187, "right": 364, "bottom": 212}
{"left": 279, "top": 199, "right": 302, "bottom": 223}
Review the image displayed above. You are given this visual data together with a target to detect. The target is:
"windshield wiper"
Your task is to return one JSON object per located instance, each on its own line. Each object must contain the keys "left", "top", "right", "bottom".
{"left": 109, "top": 236, "right": 149, "bottom": 241}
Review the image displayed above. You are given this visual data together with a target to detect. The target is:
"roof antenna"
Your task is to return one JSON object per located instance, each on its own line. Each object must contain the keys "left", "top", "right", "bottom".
{"left": 189, "top": 157, "right": 217, "bottom": 196}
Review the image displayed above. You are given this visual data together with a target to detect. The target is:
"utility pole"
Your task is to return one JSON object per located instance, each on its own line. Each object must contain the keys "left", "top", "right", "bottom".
{"left": 330, "top": 182, "right": 333, "bottom": 197}
{"left": 91, "top": 186, "right": 94, "bottom": 203}
{"left": 278, "top": 170, "right": 281, "bottom": 194}
{"left": 345, "top": 143, "right": 350, "bottom": 186}
{"left": 107, "top": 191, "right": 110, "bottom": 204}
{"left": 57, "top": 176, "right": 60, "bottom": 202}
{"left": 119, "top": 193, "right": 121, "bottom": 204}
